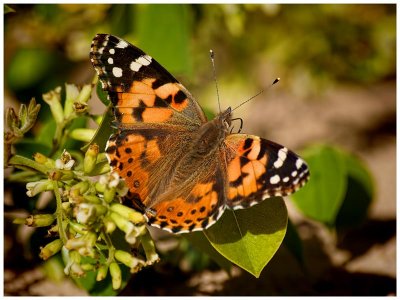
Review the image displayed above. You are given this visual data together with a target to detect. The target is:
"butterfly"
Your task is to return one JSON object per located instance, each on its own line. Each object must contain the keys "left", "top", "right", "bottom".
{"left": 90, "top": 34, "right": 310, "bottom": 234}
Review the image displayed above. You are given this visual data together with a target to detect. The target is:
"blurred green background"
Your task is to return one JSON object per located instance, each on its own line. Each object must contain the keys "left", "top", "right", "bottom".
{"left": 5, "top": 4, "right": 395, "bottom": 107}
{"left": 4, "top": 4, "right": 396, "bottom": 296}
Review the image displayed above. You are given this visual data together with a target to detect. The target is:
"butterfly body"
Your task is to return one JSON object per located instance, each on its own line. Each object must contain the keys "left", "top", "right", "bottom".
{"left": 90, "top": 34, "right": 310, "bottom": 234}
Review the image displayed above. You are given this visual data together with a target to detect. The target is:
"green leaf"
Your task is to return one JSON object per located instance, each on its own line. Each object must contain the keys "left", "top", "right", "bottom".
{"left": 63, "top": 116, "right": 88, "bottom": 151}
{"left": 283, "top": 218, "right": 304, "bottom": 266}
{"left": 14, "top": 139, "right": 52, "bottom": 159}
{"left": 42, "top": 255, "right": 65, "bottom": 283}
{"left": 36, "top": 118, "right": 56, "bottom": 149}
{"left": 335, "top": 153, "right": 374, "bottom": 229}
{"left": 96, "top": 81, "right": 110, "bottom": 106}
{"left": 134, "top": 4, "right": 192, "bottom": 76}
{"left": 81, "top": 106, "right": 114, "bottom": 153}
{"left": 204, "top": 197, "right": 287, "bottom": 278}
{"left": 291, "top": 144, "right": 347, "bottom": 226}
{"left": 184, "top": 231, "right": 232, "bottom": 273}
{"left": 4, "top": 4, "right": 16, "bottom": 14}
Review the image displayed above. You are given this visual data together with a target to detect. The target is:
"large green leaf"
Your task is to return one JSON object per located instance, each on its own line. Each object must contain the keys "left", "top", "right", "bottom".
{"left": 204, "top": 197, "right": 287, "bottom": 278}
{"left": 133, "top": 4, "right": 192, "bottom": 76}
{"left": 184, "top": 231, "right": 232, "bottom": 274}
{"left": 81, "top": 106, "right": 114, "bottom": 152}
{"left": 291, "top": 144, "right": 347, "bottom": 226}
{"left": 283, "top": 218, "right": 304, "bottom": 266}
{"left": 335, "top": 153, "right": 374, "bottom": 229}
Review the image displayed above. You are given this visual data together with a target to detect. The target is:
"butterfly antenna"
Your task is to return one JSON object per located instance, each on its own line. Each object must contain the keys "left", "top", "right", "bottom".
{"left": 210, "top": 49, "right": 222, "bottom": 113}
{"left": 232, "top": 78, "right": 280, "bottom": 112}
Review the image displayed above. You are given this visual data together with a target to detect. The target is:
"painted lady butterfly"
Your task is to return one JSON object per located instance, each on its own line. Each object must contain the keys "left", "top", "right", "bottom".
{"left": 90, "top": 34, "right": 310, "bottom": 234}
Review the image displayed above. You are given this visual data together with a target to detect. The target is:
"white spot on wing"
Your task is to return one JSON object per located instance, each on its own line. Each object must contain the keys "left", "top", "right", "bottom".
{"left": 107, "top": 57, "right": 113, "bottom": 64}
{"left": 296, "top": 158, "right": 304, "bottom": 170}
{"left": 283, "top": 177, "right": 289, "bottom": 183}
{"left": 137, "top": 55, "right": 152, "bottom": 66}
{"left": 270, "top": 174, "right": 280, "bottom": 184}
{"left": 233, "top": 205, "right": 244, "bottom": 210}
{"left": 130, "top": 61, "right": 141, "bottom": 72}
{"left": 274, "top": 147, "right": 288, "bottom": 168}
{"left": 291, "top": 170, "right": 298, "bottom": 177}
{"left": 112, "top": 67, "right": 123, "bottom": 77}
{"left": 116, "top": 40, "right": 129, "bottom": 48}
{"left": 109, "top": 48, "right": 115, "bottom": 54}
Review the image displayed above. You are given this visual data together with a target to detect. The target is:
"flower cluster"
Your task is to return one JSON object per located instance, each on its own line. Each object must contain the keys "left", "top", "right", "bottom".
{"left": 7, "top": 86, "right": 159, "bottom": 291}
{"left": 21, "top": 147, "right": 159, "bottom": 290}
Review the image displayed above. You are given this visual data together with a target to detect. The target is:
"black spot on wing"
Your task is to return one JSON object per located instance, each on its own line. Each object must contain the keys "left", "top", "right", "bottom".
{"left": 257, "top": 139, "right": 267, "bottom": 160}
{"left": 171, "top": 226, "right": 183, "bottom": 233}
{"left": 106, "top": 145, "right": 117, "bottom": 154}
{"left": 152, "top": 79, "right": 165, "bottom": 89}
{"left": 229, "top": 175, "right": 243, "bottom": 187}
{"left": 132, "top": 107, "right": 145, "bottom": 122}
{"left": 240, "top": 156, "right": 250, "bottom": 167}
{"left": 154, "top": 96, "right": 170, "bottom": 107}
{"left": 174, "top": 90, "right": 187, "bottom": 104}
{"left": 243, "top": 138, "right": 253, "bottom": 150}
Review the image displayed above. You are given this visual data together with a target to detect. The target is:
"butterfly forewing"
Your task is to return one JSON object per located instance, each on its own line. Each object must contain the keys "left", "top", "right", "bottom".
{"left": 90, "top": 34, "right": 206, "bottom": 129}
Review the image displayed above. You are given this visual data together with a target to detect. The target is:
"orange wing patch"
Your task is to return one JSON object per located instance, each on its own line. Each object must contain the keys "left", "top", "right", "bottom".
{"left": 147, "top": 170, "right": 226, "bottom": 233}
{"left": 226, "top": 136, "right": 267, "bottom": 202}
{"left": 106, "top": 131, "right": 166, "bottom": 204}
{"left": 112, "top": 79, "right": 190, "bottom": 125}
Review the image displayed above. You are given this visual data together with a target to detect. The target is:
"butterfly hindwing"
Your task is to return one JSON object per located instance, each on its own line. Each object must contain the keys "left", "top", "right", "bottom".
{"left": 148, "top": 165, "right": 226, "bottom": 233}
{"left": 90, "top": 34, "right": 207, "bottom": 129}
{"left": 224, "top": 134, "right": 309, "bottom": 209}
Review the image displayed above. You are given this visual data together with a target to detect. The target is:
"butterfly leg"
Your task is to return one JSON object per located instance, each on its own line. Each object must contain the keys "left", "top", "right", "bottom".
{"left": 230, "top": 117, "right": 243, "bottom": 134}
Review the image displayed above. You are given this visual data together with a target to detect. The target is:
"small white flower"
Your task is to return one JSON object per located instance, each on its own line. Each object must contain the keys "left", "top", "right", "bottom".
{"left": 147, "top": 252, "right": 160, "bottom": 265}
{"left": 75, "top": 203, "right": 96, "bottom": 224}
{"left": 99, "top": 172, "right": 128, "bottom": 196}
{"left": 55, "top": 150, "right": 75, "bottom": 170}
{"left": 26, "top": 180, "right": 51, "bottom": 197}
{"left": 109, "top": 172, "right": 120, "bottom": 188}
{"left": 99, "top": 172, "right": 119, "bottom": 188}
{"left": 110, "top": 212, "right": 143, "bottom": 244}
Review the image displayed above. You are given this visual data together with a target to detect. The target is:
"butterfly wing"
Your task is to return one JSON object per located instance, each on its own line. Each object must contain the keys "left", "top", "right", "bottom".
{"left": 107, "top": 128, "right": 226, "bottom": 234}
{"left": 224, "top": 134, "right": 310, "bottom": 209}
{"left": 90, "top": 34, "right": 207, "bottom": 129}
{"left": 148, "top": 164, "right": 227, "bottom": 234}
{"left": 91, "top": 34, "right": 216, "bottom": 233}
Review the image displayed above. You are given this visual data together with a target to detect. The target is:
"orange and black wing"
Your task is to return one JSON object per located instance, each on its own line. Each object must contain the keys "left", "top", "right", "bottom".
{"left": 90, "top": 34, "right": 207, "bottom": 129}
{"left": 224, "top": 134, "right": 310, "bottom": 209}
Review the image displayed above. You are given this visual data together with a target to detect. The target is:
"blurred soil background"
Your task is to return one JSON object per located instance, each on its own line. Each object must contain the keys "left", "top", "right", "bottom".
{"left": 4, "top": 4, "right": 396, "bottom": 296}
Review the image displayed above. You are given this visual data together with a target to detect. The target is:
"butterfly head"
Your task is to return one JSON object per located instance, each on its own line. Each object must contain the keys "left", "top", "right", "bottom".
{"left": 217, "top": 107, "right": 233, "bottom": 133}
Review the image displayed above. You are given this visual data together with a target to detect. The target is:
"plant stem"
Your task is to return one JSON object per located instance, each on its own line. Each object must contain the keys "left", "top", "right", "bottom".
{"left": 102, "top": 229, "right": 115, "bottom": 264}
{"left": 8, "top": 155, "right": 49, "bottom": 174}
{"left": 53, "top": 180, "right": 68, "bottom": 244}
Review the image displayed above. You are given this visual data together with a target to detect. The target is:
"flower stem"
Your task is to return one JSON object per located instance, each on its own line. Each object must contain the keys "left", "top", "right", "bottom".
{"left": 8, "top": 155, "right": 49, "bottom": 174}
{"left": 101, "top": 229, "right": 115, "bottom": 264}
{"left": 52, "top": 180, "right": 67, "bottom": 244}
